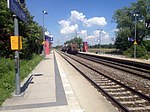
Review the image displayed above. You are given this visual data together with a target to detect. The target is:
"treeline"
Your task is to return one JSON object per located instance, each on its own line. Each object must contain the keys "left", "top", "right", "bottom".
{"left": 89, "top": 43, "right": 115, "bottom": 49}
{"left": 0, "top": 0, "right": 43, "bottom": 59}
{"left": 64, "top": 37, "right": 83, "bottom": 48}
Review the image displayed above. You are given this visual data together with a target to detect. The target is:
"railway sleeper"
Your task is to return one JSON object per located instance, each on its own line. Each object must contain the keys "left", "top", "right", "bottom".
{"left": 94, "top": 78, "right": 110, "bottom": 81}
{"left": 105, "top": 90, "right": 127, "bottom": 93}
{"left": 114, "top": 95, "right": 140, "bottom": 100}
{"left": 96, "top": 80, "right": 114, "bottom": 83}
{"left": 108, "top": 91, "right": 131, "bottom": 95}
{"left": 120, "top": 100, "right": 149, "bottom": 107}
{"left": 100, "top": 79, "right": 110, "bottom": 81}
{"left": 93, "top": 77, "right": 110, "bottom": 80}
{"left": 121, "top": 100, "right": 144, "bottom": 105}
{"left": 95, "top": 81, "right": 115, "bottom": 85}
{"left": 125, "top": 105, "right": 150, "bottom": 111}
{"left": 127, "top": 106, "right": 150, "bottom": 111}
{"left": 100, "top": 87, "right": 124, "bottom": 90}
{"left": 110, "top": 94, "right": 134, "bottom": 98}
{"left": 104, "top": 88, "right": 126, "bottom": 92}
{"left": 91, "top": 77, "right": 106, "bottom": 80}
{"left": 119, "top": 99, "right": 149, "bottom": 106}
{"left": 99, "top": 85, "right": 121, "bottom": 88}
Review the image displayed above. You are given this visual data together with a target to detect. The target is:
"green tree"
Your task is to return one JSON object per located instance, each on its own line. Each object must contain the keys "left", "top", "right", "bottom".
{"left": 0, "top": 0, "right": 14, "bottom": 58}
{"left": 0, "top": 0, "right": 43, "bottom": 59}
{"left": 113, "top": 0, "right": 150, "bottom": 54}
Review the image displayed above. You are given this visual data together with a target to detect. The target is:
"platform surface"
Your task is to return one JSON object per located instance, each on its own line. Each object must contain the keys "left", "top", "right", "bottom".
{"left": 0, "top": 50, "right": 118, "bottom": 112}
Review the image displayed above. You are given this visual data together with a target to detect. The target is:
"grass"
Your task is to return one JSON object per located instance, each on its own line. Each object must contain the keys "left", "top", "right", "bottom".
{"left": 0, "top": 54, "right": 43, "bottom": 106}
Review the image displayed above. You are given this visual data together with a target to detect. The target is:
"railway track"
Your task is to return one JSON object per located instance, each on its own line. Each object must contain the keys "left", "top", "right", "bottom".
{"left": 77, "top": 53, "right": 150, "bottom": 80}
{"left": 57, "top": 51, "right": 150, "bottom": 112}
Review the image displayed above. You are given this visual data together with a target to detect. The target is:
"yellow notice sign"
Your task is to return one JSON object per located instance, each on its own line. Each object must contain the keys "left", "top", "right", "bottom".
{"left": 10, "top": 36, "right": 22, "bottom": 50}
{"left": 134, "top": 40, "right": 137, "bottom": 45}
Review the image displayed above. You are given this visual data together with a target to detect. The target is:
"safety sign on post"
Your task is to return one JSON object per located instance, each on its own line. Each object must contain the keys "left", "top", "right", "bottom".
{"left": 134, "top": 40, "right": 137, "bottom": 45}
{"left": 10, "top": 36, "right": 22, "bottom": 50}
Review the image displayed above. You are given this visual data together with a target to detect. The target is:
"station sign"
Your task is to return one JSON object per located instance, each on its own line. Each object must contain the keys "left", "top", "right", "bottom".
{"left": 7, "top": 0, "right": 27, "bottom": 23}
{"left": 45, "top": 35, "right": 53, "bottom": 41}
{"left": 19, "top": 0, "right": 25, "bottom": 4}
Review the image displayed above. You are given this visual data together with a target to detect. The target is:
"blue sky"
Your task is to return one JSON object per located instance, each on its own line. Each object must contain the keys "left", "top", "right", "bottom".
{"left": 26, "top": 0, "right": 137, "bottom": 46}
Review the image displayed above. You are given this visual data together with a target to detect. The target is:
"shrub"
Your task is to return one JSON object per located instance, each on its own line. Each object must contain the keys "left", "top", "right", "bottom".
{"left": 124, "top": 45, "right": 148, "bottom": 58}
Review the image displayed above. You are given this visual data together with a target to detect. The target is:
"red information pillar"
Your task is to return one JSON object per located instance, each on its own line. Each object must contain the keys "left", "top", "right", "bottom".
{"left": 83, "top": 42, "right": 88, "bottom": 52}
{"left": 45, "top": 40, "right": 50, "bottom": 55}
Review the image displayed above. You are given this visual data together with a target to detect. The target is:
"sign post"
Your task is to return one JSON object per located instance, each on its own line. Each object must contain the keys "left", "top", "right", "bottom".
{"left": 7, "top": 0, "right": 27, "bottom": 95}
{"left": 14, "top": 15, "right": 20, "bottom": 95}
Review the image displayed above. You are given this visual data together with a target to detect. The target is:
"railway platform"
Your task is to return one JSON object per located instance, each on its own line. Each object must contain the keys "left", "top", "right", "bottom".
{"left": 0, "top": 50, "right": 118, "bottom": 112}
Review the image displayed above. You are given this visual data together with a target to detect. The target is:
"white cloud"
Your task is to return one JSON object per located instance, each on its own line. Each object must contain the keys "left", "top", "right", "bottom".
{"left": 85, "top": 35, "right": 95, "bottom": 39}
{"left": 84, "top": 17, "right": 107, "bottom": 27}
{"left": 59, "top": 20, "right": 78, "bottom": 34}
{"left": 89, "top": 30, "right": 110, "bottom": 44}
{"left": 79, "top": 30, "right": 87, "bottom": 36}
{"left": 93, "top": 30, "right": 109, "bottom": 39}
{"left": 111, "top": 28, "right": 119, "bottom": 32}
{"left": 59, "top": 20, "right": 70, "bottom": 27}
{"left": 69, "top": 10, "right": 107, "bottom": 27}
{"left": 59, "top": 10, "right": 107, "bottom": 35}
{"left": 102, "top": 31, "right": 109, "bottom": 39}
{"left": 60, "top": 24, "right": 78, "bottom": 34}
{"left": 70, "top": 10, "right": 86, "bottom": 22}
{"left": 93, "top": 30, "right": 100, "bottom": 36}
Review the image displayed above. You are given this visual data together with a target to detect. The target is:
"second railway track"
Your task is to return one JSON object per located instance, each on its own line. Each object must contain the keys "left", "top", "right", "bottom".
{"left": 77, "top": 53, "right": 150, "bottom": 80}
{"left": 57, "top": 51, "right": 150, "bottom": 112}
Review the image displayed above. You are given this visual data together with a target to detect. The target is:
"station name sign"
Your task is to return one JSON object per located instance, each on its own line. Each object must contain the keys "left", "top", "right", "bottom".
{"left": 7, "top": 0, "right": 27, "bottom": 23}
{"left": 45, "top": 34, "right": 53, "bottom": 41}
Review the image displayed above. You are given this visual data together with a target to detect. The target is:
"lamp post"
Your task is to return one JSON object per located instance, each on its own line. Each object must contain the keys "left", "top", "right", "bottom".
{"left": 133, "top": 13, "right": 138, "bottom": 58}
{"left": 42, "top": 10, "right": 48, "bottom": 56}
{"left": 98, "top": 29, "right": 102, "bottom": 54}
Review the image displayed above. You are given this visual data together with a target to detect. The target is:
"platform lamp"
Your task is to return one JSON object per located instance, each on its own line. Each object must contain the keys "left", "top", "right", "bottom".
{"left": 42, "top": 10, "right": 48, "bottom": 56}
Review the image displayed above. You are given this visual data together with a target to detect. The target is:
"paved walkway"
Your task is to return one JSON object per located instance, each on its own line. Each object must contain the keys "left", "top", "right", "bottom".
{"left": 0, "top": 51, "right": 83, "bottom": 112}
